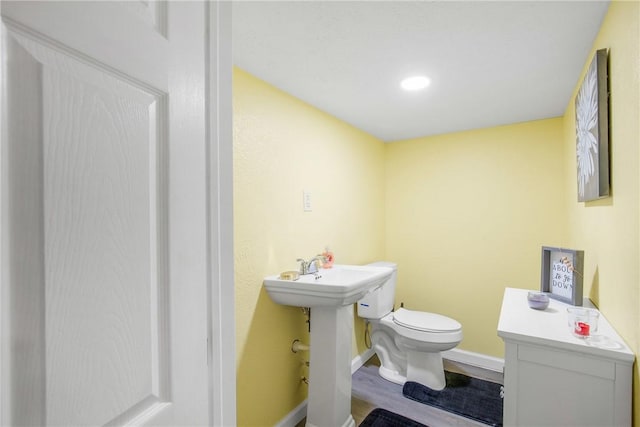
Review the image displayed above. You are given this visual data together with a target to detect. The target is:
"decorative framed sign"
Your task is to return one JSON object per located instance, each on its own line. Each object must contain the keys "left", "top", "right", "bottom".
{"left": 575, "top": 48, "right": 609, "bottom": 202}
{"left": 540, "top": 246, "right": 584, "bottom": 306}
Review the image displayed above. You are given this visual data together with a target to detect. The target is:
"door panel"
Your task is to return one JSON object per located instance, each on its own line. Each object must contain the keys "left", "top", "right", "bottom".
{"left": 1, "top": 2, "right": 208, "bottom": 425}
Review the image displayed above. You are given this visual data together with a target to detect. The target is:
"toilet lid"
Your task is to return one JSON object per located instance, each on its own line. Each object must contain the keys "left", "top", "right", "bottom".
{"left": 393, "top": 308, "right": 461, "bottom": 333}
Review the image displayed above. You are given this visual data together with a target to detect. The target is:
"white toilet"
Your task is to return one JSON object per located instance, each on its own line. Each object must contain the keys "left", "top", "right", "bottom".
{"left": 357, "top": 261, "right": 463, "bottom": 391}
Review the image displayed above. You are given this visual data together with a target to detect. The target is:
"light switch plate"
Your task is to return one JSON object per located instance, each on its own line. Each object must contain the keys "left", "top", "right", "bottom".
{"left": 303, "top": 190, "right": 312, "bottom": 212}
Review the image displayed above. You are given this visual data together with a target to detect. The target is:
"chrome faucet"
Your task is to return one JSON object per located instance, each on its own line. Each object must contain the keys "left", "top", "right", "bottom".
{"left": 297, "top": 256, "right": 327, "bottom": 275}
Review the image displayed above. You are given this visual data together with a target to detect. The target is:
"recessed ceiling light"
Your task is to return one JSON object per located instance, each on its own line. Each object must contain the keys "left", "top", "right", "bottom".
{"left": 400, "top": 75, "right": 431, "bottom": 91}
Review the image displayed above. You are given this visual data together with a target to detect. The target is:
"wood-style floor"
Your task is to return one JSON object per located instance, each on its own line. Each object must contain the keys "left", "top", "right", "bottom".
{"left": 351, "top": 356, "right": 503, "bottom": 426}
{"left": 297, "top": 355, "right": 504, "bottom": 426}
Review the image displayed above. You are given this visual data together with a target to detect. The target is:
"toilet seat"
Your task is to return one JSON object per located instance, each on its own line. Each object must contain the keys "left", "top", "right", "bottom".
{"left": 377, "top": 308, "right": 463, "bottom": 347}
{"left": 393, "top": 308, "right": 462, "bottom": 333}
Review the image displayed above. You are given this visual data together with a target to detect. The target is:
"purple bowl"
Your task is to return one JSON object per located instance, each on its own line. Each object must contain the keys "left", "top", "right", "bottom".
{"left": 527, "top": 292, "right": 549, "bottom": 310}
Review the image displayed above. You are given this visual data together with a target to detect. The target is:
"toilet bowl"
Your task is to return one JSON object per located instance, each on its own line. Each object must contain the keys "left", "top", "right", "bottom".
{"left": 358, "top": 262, "right": 463, "bottom": 390}
{"left": 369, "top": 307, "right": 462, "bottom": 389}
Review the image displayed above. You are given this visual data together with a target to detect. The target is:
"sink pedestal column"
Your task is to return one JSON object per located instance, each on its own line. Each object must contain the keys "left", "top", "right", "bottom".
{"left": 306, "top": 304, "right": 355, "bottom": 427}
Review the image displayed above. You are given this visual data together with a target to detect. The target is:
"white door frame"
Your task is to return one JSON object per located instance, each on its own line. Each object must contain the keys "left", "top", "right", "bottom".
{"left": 0, "top": 2, "right": 5, "bottom": 421}
{"left": 206, "top": 2, "right": 236, "bottom": 426}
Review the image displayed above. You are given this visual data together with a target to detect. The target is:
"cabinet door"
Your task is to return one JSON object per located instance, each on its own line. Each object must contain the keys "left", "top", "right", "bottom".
{"left": 507, "top": 343, "right": 617, "bottom": 426}
{"left": 1, "top": 2, "right": 210, "bottom": 425}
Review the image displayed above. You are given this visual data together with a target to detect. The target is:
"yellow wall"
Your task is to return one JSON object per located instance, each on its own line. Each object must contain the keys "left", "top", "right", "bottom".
{"left": 233, "top": 68, "right": 386, "bottom": 425}
{"left": 561, "top": 1, "right": 640, "bottom": 423}
{"left": 385, "top": 119, "right": 567, "bottom": 356}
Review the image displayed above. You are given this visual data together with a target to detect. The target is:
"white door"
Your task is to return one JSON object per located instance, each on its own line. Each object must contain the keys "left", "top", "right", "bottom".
{"left": 1, "top": 2, "right": 213, "bottom": 425}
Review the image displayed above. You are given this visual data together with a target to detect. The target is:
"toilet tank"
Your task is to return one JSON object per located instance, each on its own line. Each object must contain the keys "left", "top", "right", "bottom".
{"left": 357, "top": 261, "right": 397, "bottom": 319}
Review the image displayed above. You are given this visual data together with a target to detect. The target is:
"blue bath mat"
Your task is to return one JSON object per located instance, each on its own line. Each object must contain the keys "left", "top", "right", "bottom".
{"left": 359, "top": 408, "right": 428, "bottom": 427}
{"left": 403, "top": 371, "right": 503, "bottom": 426}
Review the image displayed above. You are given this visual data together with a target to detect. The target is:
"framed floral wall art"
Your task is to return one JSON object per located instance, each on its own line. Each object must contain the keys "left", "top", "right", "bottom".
{"left": 575, "top": 48, "right": 609, "bottom": 202}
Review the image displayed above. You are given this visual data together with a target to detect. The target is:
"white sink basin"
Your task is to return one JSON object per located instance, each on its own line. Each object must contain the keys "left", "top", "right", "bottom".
{"left": 264, "top": 264, "right": 392, "bottom": 307}
{"left": 265, "top": 263, "right": 394, "bottom": 426}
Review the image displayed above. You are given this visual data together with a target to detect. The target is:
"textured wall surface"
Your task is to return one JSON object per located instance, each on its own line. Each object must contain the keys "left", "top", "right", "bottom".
{"left": 233, "top": 68, "right": 385, "bottom": 426}
{"left": 385, "top": 118, "right": 567, "bottom": 357}
{"left": 561, "top": 2, "right": 640, "bottom": 424}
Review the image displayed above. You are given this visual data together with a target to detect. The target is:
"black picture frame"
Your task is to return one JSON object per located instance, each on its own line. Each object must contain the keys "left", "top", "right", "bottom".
{"left": 540, "top": 246, "right": 584, "bottom": 306}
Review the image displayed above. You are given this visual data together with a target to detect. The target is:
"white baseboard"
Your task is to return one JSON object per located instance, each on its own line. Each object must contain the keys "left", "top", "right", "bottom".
{"left": 274, "top": 398, "right": 307, "bottom": 427}
{"left": 442, "top": 348, "right": 504, "bottom": 373}
{"left": 351, "top": 347, "right": 375, "bottom": 374}
{"left": 275, "top": 347, "right": 503, "bottom": 426}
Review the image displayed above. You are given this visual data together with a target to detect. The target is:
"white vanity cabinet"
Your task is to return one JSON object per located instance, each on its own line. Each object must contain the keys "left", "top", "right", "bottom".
{"left": 498, "top": 288, "right": 634, "bottom": 426}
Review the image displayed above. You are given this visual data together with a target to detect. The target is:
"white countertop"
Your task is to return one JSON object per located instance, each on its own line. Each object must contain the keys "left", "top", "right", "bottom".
{"left": 497, "top": 287, "right": 634, "bottom": 363}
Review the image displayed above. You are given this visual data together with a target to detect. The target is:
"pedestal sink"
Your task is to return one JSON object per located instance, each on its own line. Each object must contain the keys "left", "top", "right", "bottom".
{"left": 264, "top": 264, "right": 393, "bottom": 427}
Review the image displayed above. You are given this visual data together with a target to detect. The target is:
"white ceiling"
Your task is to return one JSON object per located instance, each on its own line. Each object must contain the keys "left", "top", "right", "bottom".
{"left": 232, "top": 1, "right": 610, "bottom": 142}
